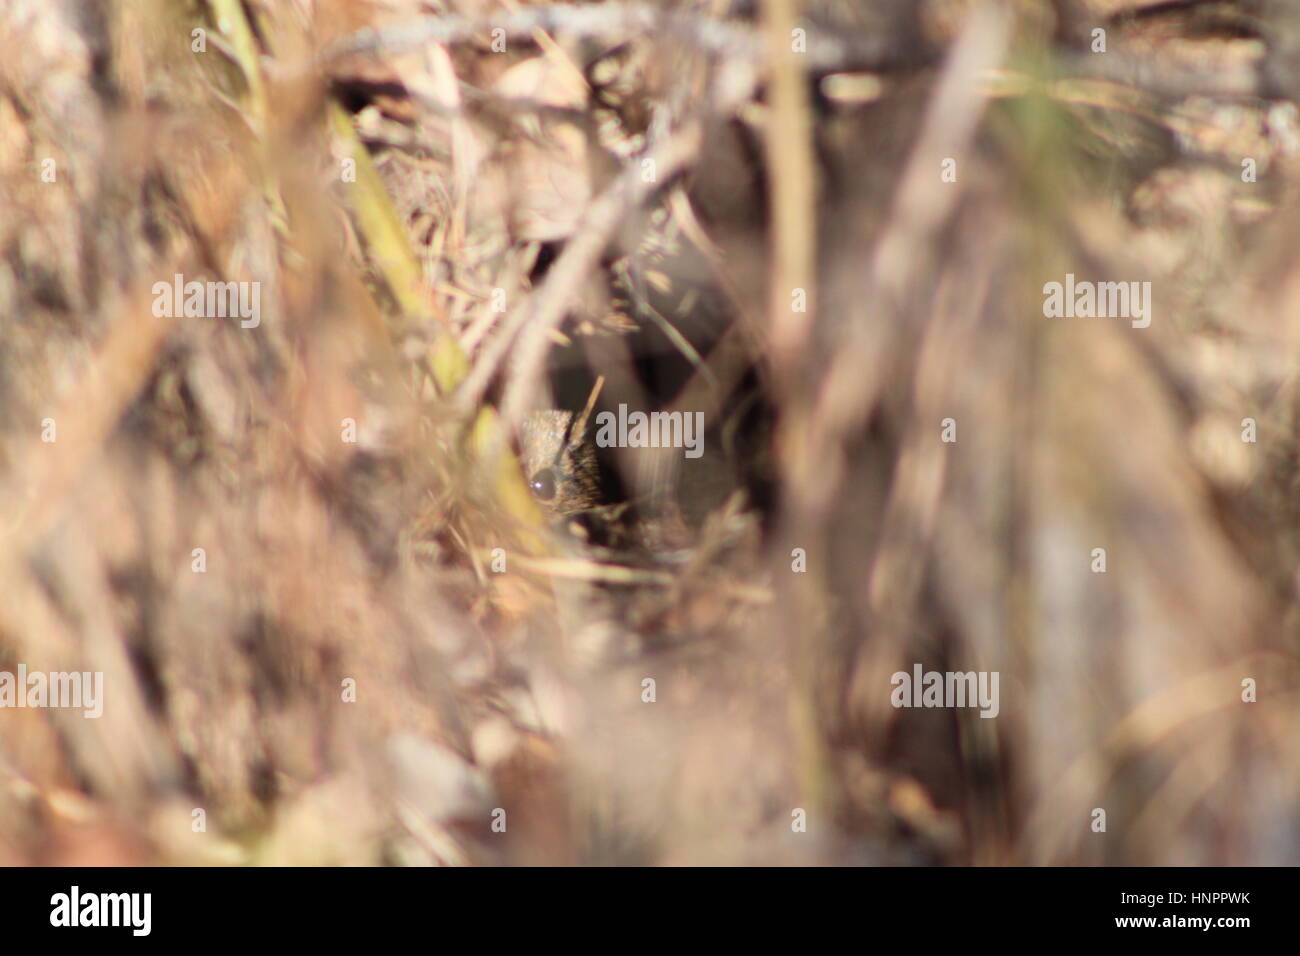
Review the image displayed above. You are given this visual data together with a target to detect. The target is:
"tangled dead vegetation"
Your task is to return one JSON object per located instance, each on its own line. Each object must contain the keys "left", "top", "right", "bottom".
{"left": 0, "top": 0, "right": 1298, "bottom": 865}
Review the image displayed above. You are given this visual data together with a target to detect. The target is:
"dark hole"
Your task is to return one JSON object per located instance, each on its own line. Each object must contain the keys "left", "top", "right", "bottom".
{"left": 530, "top": 241, "right": 562, "bottom": 283}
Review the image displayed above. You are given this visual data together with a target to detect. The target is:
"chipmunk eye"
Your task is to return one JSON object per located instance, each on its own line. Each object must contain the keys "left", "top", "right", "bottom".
{"left": 530, "top": 468, "right": 557, "bottom": 501}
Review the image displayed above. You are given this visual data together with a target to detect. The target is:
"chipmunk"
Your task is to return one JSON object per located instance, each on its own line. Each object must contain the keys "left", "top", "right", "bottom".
{"left": 516, "top": 360, "right": 773, "bottom": 555}
{"left": 516, "top": 402, "right": 715, "bottom": 555}
{"left": 516, "top": 402, "right": 671, "bottom": 554}
{"left": 518, "top": 407, "right": 605, "bottom": 517}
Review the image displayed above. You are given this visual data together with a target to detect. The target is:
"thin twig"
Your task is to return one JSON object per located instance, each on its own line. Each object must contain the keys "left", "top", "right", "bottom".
{"left": 761, "top": 0, "right": 818, "bottom": 392}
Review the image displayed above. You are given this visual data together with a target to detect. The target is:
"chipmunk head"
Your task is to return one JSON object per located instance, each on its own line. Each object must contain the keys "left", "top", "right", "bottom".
{"left": 518, "top": 409, "right": 604, "bottom": 516}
